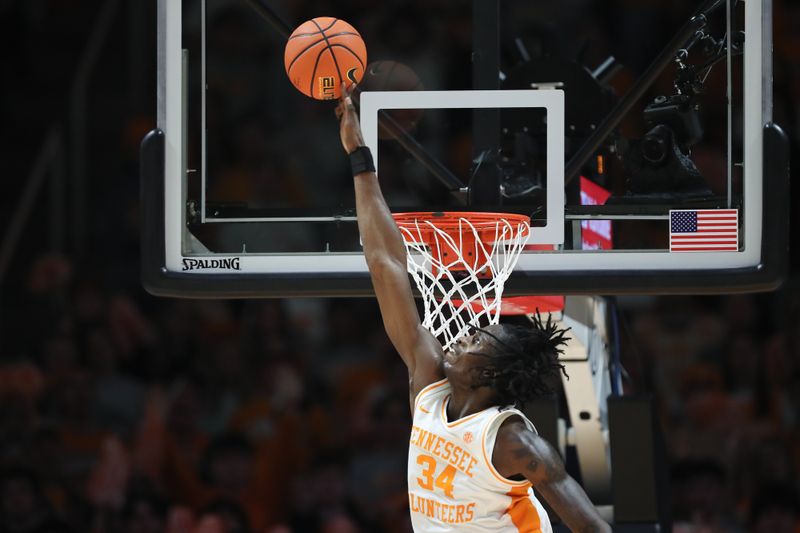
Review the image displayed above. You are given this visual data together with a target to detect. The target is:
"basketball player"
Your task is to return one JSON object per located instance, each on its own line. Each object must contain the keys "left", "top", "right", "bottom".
{"left": 336, "top": 86, "right": 611, "bottom": 533}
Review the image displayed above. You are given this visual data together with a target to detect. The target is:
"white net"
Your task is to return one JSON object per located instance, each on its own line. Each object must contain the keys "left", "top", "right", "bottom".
{"left": 395, "top": 214, "right": 531, "bottom": 350}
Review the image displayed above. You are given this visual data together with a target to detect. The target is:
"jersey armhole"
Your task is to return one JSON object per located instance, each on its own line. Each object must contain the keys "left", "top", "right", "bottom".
{"left": 481, "top": 410, "right": 536, "bottom": 487}
{"left": 504, "top": 409, "right": 537, "bottom": 434}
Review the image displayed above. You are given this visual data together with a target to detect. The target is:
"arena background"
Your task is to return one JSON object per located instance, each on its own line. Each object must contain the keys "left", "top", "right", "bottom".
{"left": 0, "top": 0, "right": 799, "bottom": 532}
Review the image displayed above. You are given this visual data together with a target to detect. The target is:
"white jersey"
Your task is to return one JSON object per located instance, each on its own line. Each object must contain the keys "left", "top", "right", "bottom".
{"left": 408, "top": 379, "right": 553, "bottom": 533}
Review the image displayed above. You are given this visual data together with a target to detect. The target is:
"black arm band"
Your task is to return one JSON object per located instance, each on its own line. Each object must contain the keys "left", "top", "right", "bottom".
{"left": 349, "top": 146, "right": 376, "bottom": 176}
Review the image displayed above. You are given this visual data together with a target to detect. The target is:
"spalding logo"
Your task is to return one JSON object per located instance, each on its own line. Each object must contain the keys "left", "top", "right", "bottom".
{"left": 181, "top": 258, "right": 241, "bottom": 271}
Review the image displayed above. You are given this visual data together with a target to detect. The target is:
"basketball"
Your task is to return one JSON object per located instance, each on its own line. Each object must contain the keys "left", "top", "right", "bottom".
{"left": 354, "top": 61, "right": 424, "bottom": 139}
{"left": 284, "top": 17, "right": 367, "bottom": 100}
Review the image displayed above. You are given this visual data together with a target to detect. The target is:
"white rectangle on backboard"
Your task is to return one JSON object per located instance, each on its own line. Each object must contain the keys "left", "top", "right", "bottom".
{"left": 359, "top": 90, "right": 565, "bottom": 245}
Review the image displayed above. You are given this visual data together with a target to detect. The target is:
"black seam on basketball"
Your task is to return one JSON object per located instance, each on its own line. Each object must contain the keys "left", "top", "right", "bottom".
{"left": 288, "top": 31, "right": 358, "bottom": 43}
{"left": 287, "top": 37, "right": 327, "bottom": 73}
{"left": 319, "top": 32, "right": 359, "bottom": 39}
{"left": 288, "top": 18, "right": 339, "bottom": 40}
{"left": 291, "top": 31, "right": 357, "bottom": 41}
{"left": 329, "top": 44, "right": 365, "bottom": 70}
{"left": 287, "top": 34, "right": 360, "bottom": 74}
{"left": 311, "top": 18, "right": 344, "bottom": 92}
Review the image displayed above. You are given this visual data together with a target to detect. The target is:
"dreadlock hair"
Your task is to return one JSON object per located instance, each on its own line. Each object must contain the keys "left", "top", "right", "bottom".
{"left": 471, "top": 313, "right": 570, "bottom": 409}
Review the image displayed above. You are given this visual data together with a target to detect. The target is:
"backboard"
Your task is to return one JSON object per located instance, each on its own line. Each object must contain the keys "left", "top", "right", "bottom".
{"left": 142, "top": 0, "right": 788, "bottom": 297}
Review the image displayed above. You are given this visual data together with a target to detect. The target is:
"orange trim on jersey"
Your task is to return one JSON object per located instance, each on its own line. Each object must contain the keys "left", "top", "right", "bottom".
{"left": 440, "top": 396, "right": 486, "bottom": 428}
{"left": 505, "top": 484, "right": 542, "bottom": 533}
{"left": 481, "top": 411, "right": 531, "bottom": 487}
{"left": 414, "top": 378, "right": 449, "bottom": 410}
{"left": 418, "top": 406, "right": 430, "bottom": 414}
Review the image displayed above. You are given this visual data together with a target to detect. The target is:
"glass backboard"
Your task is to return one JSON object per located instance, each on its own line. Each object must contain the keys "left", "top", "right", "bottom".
{"left": 141, "top": 0, "right": 788, "bottom": 297}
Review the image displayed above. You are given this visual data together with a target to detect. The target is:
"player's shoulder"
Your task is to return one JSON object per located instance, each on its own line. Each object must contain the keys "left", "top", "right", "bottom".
{"left": 492, "top": 413, "right": 556, "bottom": 482}
{"left": 411, "top": 376, "right": 450, "bottom": 407}
{"left": 494, "top": 412, "right": 543, "bottom": 454}
{"left": 490, "top": 414, "right": 538, "bottom": 480}
{"left": 496, "top": 413, "right": 534, "bottom": 438}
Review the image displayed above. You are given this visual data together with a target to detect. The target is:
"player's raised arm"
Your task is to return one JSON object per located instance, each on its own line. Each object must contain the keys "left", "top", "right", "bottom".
{"left": 336, "top": 85, "right": 443, "bottom": 392}
{"left": 493, "top": 419, "right": 612, "bottom": 533}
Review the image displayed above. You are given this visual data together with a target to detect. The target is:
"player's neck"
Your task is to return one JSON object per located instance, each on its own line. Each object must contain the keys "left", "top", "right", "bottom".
{"left": 446, "top": 385, "right": 496, "bottom": 421}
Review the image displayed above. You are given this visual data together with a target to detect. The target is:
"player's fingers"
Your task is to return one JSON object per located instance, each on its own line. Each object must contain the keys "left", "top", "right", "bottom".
{"left": 342, "top": 97, "right": 356, "bottom": 118}
{"left": 335, "top": 95, "right": 350, "bottom": 120}
{"left": 340, "top": 82, "right": 356, "bottom": 109}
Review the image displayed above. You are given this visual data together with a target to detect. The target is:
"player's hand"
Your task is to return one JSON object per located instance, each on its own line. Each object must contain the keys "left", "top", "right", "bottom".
{"left": 336, "top": 82, "right": 365, "bottom": 154}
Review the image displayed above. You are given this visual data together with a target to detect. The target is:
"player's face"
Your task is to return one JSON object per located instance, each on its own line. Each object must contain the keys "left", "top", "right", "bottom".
{"left": 443, "top": 324, "right": 505, "bottom": 379}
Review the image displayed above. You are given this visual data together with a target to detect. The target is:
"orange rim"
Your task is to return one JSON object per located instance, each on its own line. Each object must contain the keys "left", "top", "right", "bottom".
{"left": 392, "top": 211, "right": 531, "bottom": 278}
{"left": 392, "top": 211, "right": 531, "bottom": 231}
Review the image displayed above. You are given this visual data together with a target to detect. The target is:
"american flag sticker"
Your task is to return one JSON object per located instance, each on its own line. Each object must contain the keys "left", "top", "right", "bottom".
{"left": 669, "top": 209, "right": 739, "bottom": 252}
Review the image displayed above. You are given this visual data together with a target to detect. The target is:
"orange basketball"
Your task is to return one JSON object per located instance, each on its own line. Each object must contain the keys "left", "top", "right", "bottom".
{"left": 284, "top": 17, "right": 367, "bottom": 100}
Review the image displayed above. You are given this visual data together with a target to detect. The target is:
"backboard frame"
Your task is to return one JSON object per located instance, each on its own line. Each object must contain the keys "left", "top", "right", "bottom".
{"left": 141, "top": 124, "right": 787, "bottom": 297}
{"left": 141, "top": 0, "right": 788, "bottom": 298}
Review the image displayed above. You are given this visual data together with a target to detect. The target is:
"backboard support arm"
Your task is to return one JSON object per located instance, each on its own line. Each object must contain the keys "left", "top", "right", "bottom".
{"left": 565, "top": 15, "right": 709, "bottom": 185}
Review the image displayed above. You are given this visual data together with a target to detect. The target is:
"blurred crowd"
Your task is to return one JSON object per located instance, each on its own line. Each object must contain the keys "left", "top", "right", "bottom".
{"left": 2, "top": 0, "right": 800, "bottom": 532}
{"left": 628, "top": 293, "right": 800, "bottom": 532}
{"left": 1, "top": 258, "right": 799, "bottom": 533}
{"left": 2, "top": 257, "right": 414, "bottom": 533}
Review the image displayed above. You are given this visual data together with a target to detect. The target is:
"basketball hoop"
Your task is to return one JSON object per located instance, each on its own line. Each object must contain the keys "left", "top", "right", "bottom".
{"left": 392, "top": 211, "right": 533, "bottom": 350}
